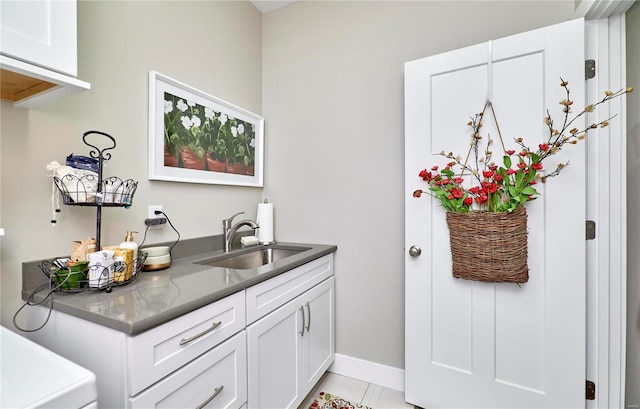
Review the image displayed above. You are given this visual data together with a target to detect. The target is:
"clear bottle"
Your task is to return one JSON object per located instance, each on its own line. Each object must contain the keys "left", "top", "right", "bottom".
{"left": 119, "top": 231, "right": 139, "bottom": 275}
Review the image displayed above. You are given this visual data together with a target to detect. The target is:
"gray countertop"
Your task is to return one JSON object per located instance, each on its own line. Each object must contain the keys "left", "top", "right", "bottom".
{"left": 21, "top": 239, "right": 336, "bottom": 335}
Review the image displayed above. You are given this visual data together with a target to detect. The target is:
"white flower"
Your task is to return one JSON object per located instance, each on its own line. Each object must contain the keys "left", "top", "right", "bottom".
{"left": 177, "top": 99, "right": 188, "bottom": 112}
{"left": 220, "top": 113, "right": 228, "bottom": 125}
{"left": 231, "top": 126, "right": 238, "bottom": 137}
{"left": 187, "top": 100, "right": 196, "bottom": 107}
{"left": 205, "top": 107, "right": 216, "bottom": 119}
{"left": 191, "top": 115, "right": 201, "bottom": 127}
{"left": 250, "top": 138, "right": 255, "bottom": 148}
{"left": 238, "top": 123, "right": 245, "bottom": 134}
{"left": 181, "top": 115, "right": 193, "bottom": 129}
{"left": 164, "top": 100, "right": 173, "bottom": 114}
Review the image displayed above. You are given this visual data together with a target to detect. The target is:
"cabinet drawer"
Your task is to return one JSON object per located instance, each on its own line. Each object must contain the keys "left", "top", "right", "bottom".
{"left": 246, "top": 254, "right": 333, "bottom": 324}
{"left": 129, "top": 330, "right": 247, "bottom": 409}
{"left": 127, "top": 291, "right": 245, "bottom": 395}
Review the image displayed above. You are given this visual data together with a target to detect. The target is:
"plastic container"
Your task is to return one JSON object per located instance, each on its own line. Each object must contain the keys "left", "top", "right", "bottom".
{"left": 52, "top": 261, "right": 88, "bottom": 290}
{"left": 119, "top": 231, "right": 139, "bottom": 275}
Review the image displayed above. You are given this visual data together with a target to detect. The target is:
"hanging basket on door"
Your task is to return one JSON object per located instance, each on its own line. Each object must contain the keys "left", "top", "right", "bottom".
{"left": 412, "top": 80, "right": 632, "bottom": 284}
{"left": 446, "top": 207, "right": 529, "bottom": 283}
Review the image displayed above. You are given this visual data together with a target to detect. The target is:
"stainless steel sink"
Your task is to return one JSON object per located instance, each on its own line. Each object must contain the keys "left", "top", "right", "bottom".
{"left": 195, "top": 245, "right": 310, "bottom": 270}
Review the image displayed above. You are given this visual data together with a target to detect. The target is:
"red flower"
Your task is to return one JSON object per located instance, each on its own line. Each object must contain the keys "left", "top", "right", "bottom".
{"left": 447, "top": 161, "right": 456, "bottom": 167}
{"left": 413, "top": 190, "right": 423, "bottom": 198}
{"left": 489, "top": 165, "right": 498, "bottom": 172}
{"left": 505, "top": 168, "right": 517, "bottom": 175}
{"left": 539, "top": 143, "right": 550, "bottom": 151}
{"left": 476, "top": 193, "right": 488, "bottom": 204}
{"left": 452, "top": 188, "right": 464, "bottom": 199}
{"left": 532, "top": 163, "right": 543, "bottom": 171}
{"left": 431, "top": 165, "right": 438, "bottom": 171}
{"left": 482, "top": 170, "right": 494, "bottom": 178}
{"left": 441, "top": 178, "right": 450, "bottom": 185}
{"left": 463, "top": 197, "right": 473, "bottom": 206}
{"left": 487, "top": 183, "right": 499, "bottom": 193}
{"left": 505, "top": 149, "right": 516, "bottom": 155}
{"left": 454, "top": 177, "right": 464, "bottom": 184}
{"left": 469, "top": 186, "right": 480, "bottom": 194}
{"left": 493, "top": 174, "right": 504, "bottom": 182}
{"left": 517, "top": 162, "right": 527, "bottom": 169}
{"left": 419, "top": 169, "right": 427, "bottom": 178}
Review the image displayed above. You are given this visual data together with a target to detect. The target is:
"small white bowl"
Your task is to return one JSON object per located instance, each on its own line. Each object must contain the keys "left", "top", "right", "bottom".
{"left": 140, "top": 246, "right": 170, "bottom": 257}
{"left": 143, "top": 253, "right": 171, "bottom": 266}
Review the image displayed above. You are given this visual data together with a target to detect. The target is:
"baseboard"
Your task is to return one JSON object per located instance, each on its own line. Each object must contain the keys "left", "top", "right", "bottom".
{"left": 328, "top": 353, "right": 405, "bottom": 392}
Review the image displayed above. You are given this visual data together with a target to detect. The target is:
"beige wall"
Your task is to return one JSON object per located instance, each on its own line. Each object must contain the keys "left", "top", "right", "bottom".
{"left": 0, "top": 1, "right": 263, "bottom": 328}
{"left": 627, "top": 1, "right": 640, "bottom": 406}
{"left": 262, "top": 1, "right": 579, "bottom": 369}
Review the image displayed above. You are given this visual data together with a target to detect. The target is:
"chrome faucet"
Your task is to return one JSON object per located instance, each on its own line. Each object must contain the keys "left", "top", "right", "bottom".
{"left": 223, "top": 212, "right": 259, "bottom": 252}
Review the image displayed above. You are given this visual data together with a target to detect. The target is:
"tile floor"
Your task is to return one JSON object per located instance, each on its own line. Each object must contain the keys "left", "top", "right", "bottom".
{"left": 299, "top": 371, "right": 415, "bottom": 409}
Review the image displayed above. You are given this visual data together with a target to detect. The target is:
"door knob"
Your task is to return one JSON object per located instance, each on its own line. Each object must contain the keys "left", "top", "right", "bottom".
{"left": 409, "top": 245, "right": 421, "bottom": 257}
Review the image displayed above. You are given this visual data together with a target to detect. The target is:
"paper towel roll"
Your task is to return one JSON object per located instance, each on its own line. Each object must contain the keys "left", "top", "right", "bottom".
{"left": 256, "top": 202, "right": 275, "bottom": 244}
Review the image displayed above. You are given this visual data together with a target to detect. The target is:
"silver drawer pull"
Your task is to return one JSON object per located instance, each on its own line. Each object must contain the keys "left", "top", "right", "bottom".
{"left": 180, "top": 321, "right": 222, "bottom": 345}
{"left": 305, "top": 302, "right": 311, "bottom": 332}
{"left": 299, "top": 306, "right": 306, "bottom": 336}
{"left": 196, "top": 385, "right": 224, "bottom": 409}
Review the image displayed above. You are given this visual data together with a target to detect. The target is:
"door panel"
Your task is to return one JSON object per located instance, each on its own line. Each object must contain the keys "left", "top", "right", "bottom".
{"left": 405, "top": 18, "right": 585, "bottom": 408}
{"left": 302, "top": 277, "right": 334, "bottom": 393}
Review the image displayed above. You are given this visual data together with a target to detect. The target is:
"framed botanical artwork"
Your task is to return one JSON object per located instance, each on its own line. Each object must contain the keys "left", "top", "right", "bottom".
{"left": 148, "top": 71, "right": 264, "bottom": 187}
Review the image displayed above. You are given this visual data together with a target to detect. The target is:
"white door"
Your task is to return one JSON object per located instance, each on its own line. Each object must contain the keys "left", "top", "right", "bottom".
{"left": 405, "top": 19, "right": 586, "bottom": 408}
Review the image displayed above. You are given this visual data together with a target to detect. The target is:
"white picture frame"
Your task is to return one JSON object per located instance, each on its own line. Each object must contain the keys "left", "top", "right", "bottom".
{"left": 148, "top": 71, "right": 264, "bottom": 187}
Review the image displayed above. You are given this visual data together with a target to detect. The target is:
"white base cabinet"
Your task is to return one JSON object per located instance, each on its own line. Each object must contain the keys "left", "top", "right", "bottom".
{"left": 247, "top": 276, "right": 334, "bottom": 409}
{"left": 23, "top": 253, "right": 335, "bottom": 409}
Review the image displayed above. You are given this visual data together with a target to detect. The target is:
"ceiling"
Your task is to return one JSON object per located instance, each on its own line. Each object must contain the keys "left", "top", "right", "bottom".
{"left": 250, "top": 0, "right": 297, "bottom": 13}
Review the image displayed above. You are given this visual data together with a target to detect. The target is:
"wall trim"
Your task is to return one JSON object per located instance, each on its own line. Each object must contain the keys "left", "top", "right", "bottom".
{"left": 329, "top": 353, "right": 405, "bottom": 392}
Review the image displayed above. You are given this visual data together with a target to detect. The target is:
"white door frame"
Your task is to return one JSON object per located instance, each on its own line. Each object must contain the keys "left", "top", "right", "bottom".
{"left": 579, "top": 1, "right": 632, "bottom": 408}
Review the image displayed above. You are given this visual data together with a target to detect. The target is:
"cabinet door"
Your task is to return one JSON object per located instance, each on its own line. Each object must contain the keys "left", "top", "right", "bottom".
{"left": 301, "top": 277, "right": 334, "bottom": 395}
{"left": 0, "top": 0, "right": 77, "bottom": 76}
{"left": 247, "top": 297, "right": 303, "bottom": 409}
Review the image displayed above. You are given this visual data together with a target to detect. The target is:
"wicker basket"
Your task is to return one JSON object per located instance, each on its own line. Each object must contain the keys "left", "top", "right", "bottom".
{"left": 445, "top": 207, "right": 529, "bottom": 283}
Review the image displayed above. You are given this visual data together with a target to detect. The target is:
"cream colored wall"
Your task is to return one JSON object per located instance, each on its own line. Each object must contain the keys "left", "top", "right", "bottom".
{"left": 262, "top": 1, "right": 579, "bottom": 369}
{"left": 626, "top": 1, "right": 640, "bottom": 406}
{"left": 0, "top": 1, "right": 263, "bottom": 329}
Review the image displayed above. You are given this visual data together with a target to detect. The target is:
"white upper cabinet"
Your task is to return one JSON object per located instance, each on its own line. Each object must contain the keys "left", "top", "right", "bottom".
{"left": 0, "top": 0, "right": 90, "bottom": 108}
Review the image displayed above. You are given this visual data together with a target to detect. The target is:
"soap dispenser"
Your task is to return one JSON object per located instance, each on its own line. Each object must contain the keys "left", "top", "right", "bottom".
{"left": 119, "top": 231, "right": 139, "bottom": 275}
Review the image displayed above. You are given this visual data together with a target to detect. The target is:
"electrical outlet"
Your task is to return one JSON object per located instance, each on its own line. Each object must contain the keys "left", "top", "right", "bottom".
{"left": 148, "top": 205, "right": 164, "bottom": 229}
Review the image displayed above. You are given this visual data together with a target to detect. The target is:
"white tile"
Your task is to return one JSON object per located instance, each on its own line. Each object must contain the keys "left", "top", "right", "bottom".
{"left": 361, "top": 383, "right": 414, "bottom": 409}
{"left": 299, "top": 372, "right": 416, "bottom": 409}
{"left": 298, "top": 372, "right": 369, "bottom": 408}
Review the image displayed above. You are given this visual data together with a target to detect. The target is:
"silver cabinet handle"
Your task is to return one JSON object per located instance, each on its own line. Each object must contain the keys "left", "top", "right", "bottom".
{"left": 195, "top": 385, "right": 224, "bottom": 409}
{"left": 180, "top": 321, "right": 222, "bottom": 345}
{"left": 299, "top": 306, "right": 306, "bottom": 336}
{"left": 305, "top": 302, "right": 311, "bottom": 332}
{"left": 409, "top": 245, "right": 422, "bottom": 257}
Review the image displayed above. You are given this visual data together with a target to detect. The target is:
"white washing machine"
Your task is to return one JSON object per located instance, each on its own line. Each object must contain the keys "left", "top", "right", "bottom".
{"left": 1, "top": 326, "right": 97, "bottom": 408}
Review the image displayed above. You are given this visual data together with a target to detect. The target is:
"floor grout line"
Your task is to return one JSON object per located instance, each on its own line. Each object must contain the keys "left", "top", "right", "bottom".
{"left": 361, "top": 382, "right": 372, "bottom": 405}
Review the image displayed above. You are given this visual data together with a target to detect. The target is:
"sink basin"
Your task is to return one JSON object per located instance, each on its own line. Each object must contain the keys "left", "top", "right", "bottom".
{"left": 195, "top": 245, "right": 310, "bottom": 270}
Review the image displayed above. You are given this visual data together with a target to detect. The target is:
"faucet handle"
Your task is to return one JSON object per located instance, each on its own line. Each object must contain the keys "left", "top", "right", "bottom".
{"left": 223, "top": 212, "right": 244, "bottom": 227}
